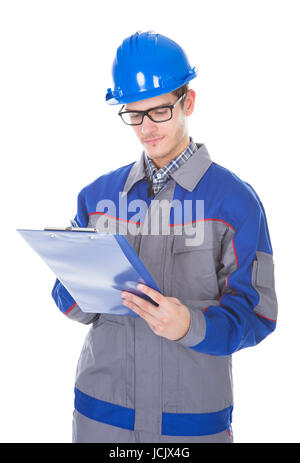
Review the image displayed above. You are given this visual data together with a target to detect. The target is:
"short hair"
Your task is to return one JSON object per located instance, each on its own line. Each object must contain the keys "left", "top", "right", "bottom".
{"left": 171, "top": 84, "right": 189, "bottom": 108}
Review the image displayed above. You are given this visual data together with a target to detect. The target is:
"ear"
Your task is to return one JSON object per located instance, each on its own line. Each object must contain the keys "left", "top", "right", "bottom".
{"left": 184, "top": 89, "right": 196, "bottom": 116}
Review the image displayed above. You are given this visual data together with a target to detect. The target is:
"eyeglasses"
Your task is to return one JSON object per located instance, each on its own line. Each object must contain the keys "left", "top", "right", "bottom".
{"left": 118, "top": 93, "right": 186, "bottom": 126}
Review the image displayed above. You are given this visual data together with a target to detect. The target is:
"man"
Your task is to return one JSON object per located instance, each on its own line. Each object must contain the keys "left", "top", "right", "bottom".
{"left": 52, "top": 31, "right": 278, "bottom": 443}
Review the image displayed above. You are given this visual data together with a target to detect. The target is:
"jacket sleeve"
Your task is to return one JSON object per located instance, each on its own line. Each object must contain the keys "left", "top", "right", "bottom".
{"left": 51, "top": 187, "right": 99, "bottom": 325}
{"left": 176, "top": 190, "right": 278, "bottom": 356}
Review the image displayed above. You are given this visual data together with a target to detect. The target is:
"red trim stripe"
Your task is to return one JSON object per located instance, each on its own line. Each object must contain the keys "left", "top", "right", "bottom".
{"left": 169, "top": 218, "right": 236, "bottom": 230}
{"left": 88, "top": 213, "right": 237, "bottom": 231}
{"left": 65, "top": 302, "right": 76, "bottom": 315}
{"left": 255, "top": 312, "right": 277, "bottom": 323}
{"left": 231, "top": 237, "right": 238, "bottom": 267}
{"left": 89, "top": 212, "right": 141, "bottom": 225}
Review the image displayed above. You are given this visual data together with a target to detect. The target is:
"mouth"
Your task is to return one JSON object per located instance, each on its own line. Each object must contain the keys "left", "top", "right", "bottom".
{"left": 144, "top": 136, "right": 164, "bottom": 145}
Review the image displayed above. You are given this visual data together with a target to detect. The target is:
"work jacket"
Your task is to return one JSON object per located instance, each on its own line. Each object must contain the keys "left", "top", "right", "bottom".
{"left": 52, "top": 143, "right": 278, "bottom": 437}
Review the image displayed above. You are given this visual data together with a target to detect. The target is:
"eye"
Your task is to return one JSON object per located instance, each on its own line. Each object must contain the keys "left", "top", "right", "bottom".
{"left": 153, "top": 108, "right": 169, "bottom": 116}
{"left": 129, "top": 113, "right": 141, "bottom": 120}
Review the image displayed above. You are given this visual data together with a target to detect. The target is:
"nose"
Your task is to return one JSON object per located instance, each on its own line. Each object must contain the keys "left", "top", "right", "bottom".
{"left": 141, "top": 114, "right": 158, "bottom": 134}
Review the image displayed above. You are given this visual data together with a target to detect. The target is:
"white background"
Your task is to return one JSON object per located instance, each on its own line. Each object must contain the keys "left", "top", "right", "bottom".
{"left": 1, "top": 0, "right": 299, "bottom": 443}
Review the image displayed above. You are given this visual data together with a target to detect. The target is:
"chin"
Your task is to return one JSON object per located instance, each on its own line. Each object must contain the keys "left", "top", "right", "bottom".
{"left": 146, "top": 149, "right": 164, "bottom": 159}
{"left": 145, "top": 141, "right": 168, "bottom": 157}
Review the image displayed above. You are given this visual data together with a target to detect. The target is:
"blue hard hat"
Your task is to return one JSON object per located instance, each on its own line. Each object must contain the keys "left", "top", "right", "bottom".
{"left": 106, "top": 31, "right": 198, "bottom": 105}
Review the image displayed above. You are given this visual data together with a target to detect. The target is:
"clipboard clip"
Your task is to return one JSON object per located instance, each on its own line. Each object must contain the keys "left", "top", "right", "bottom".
{"left": 44, "top": 220, "right": 99, "bottom": 233}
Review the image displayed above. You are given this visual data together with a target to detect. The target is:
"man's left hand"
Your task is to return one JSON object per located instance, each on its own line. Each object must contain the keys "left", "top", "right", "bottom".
{"left": 121, "top": 284, "right": 190, "bottom": 341}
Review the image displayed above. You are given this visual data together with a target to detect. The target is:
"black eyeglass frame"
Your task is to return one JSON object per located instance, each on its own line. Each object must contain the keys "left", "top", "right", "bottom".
{"left": 118, "top": 93, "right": 186, "bottom": 126}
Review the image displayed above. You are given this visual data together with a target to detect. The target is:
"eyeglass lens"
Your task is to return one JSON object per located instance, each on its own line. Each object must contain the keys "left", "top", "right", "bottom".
{"left": 121, "top": 107, "right": 172, "bottom": 125}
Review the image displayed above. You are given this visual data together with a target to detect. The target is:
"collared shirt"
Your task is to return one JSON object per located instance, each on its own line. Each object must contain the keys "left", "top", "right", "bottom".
{"left": 143, "top": 136, "right": 198, "bottom": 196}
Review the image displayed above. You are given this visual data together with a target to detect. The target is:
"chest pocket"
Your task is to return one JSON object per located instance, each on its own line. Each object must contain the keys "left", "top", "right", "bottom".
{"left": 170, "top": 234, "right": 220, "bottom": 301}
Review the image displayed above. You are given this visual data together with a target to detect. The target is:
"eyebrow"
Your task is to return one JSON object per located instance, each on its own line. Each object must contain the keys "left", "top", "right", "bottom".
{"left": 124, "top": 102, "right": 173, "bottom": 112}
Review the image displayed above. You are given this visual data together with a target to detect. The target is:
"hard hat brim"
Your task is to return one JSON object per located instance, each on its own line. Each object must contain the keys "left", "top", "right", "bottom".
{"left": 106, "top": 71, "right": 197, "bottom": 105}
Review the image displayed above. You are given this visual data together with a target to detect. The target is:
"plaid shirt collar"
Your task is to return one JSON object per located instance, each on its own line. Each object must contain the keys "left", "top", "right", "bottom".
{"left": 143, "top": 136, "right": 198, "bottom": 195}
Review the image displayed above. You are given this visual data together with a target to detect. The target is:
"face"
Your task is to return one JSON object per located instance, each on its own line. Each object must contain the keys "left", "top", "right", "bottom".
{"left": 124, "top": 89, "right": 196, "bottom": 169}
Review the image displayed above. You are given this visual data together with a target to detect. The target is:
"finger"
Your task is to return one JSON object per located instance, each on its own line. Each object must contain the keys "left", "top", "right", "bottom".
{"left": 122, "top": 298, "right": 159, "bottom": 325}
{"left": 136, "top": 284, "right": 170, "bottom": 307}
{"left": 123, "top": 292, "right": 163, "bottom": 319}
{"left": 166, "top": 297, "right": 181, "bottom": 306}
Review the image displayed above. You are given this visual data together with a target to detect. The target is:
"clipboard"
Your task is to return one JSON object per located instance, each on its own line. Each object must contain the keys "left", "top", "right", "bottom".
{"left": 17, "top": 226, "right": 161, "bottom": 316}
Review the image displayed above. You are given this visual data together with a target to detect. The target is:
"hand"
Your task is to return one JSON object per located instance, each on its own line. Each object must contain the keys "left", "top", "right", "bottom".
{"left": 121, "top": 284, "right": 191, "bottom": 341}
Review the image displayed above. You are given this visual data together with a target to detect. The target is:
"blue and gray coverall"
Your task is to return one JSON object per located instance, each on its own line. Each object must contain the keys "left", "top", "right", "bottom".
{"left": 52, "top": 142, "right": 278, "bottom": 443}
